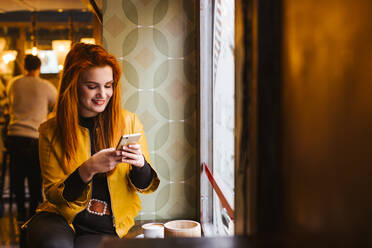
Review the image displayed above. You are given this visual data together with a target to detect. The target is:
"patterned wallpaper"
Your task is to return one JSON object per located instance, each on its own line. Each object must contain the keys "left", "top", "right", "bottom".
{"left": 102, "top": 0, "right": 197, "bottom": 220}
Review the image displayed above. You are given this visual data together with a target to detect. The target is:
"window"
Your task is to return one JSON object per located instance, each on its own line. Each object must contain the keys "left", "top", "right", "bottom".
{"left": 200, "top": 0, "right": 235, "bottom": 236}
{"left": 38, "top": 50, "right": 59, "bottom": 74}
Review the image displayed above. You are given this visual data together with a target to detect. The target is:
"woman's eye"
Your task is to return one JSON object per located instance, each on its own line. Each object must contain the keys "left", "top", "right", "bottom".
{"left": 105, "top": 84, "right": 113, "bottom": 89}
{"left": 87, "top": 85, "right": 97, "bottom": 89}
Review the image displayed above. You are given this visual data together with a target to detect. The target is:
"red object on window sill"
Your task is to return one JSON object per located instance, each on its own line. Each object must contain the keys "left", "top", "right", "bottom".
{"left": 202, "top": 162, "right": 234, "bottom": 221}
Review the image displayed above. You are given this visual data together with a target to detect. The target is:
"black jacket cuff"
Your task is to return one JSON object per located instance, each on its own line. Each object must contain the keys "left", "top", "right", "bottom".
{"left": 62, "top": 168, "right": 89, "bottom": 202}
{"left": 129, "top": 159, "right": 154, "bottom": 189}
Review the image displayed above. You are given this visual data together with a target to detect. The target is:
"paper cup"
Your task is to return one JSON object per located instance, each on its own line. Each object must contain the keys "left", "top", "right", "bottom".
{"left": 164, "top": 220, "right": 201, "bottom": 238}
{"left": 142, "top": 223, "right": 164, "bottom": 238}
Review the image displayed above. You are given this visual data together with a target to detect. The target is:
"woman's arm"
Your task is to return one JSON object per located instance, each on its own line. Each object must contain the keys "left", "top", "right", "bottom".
{"left": 124, "top": 113, "right": 160, "bottom": 194}
{"left": 129, "top": 159, "right": 154, "bottom": 189}
{"left": 39, "top": 128, "right": 90, "bottom": 207}
{"left": 62, "top": 168, "right": 89, "bottom": 202}
{"left": 78, "top": 148, "right": 123, "bottom": 182}
{"left": 39, "top": 125, "right": 124, "bottom": 206}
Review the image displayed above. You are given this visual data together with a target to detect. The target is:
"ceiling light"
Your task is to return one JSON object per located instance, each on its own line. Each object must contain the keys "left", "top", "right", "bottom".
{"left": 31, "top": 46, "right": 38, "bottom": 55}
{"left": 80, "top": 38, "right": 95, "bottom": 44}
{"left": 52, "top": 40, "right": 71, "bottom": 71}
{"left": 25, "top": 47, "right": 38, "bottom": 56}
{"left": 1, "top": 50, "right": 17, "bottom": 64}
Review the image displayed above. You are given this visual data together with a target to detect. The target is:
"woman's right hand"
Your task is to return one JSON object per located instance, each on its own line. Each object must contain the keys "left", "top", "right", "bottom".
{"left": 78, "top": 148, "right": 122, "bottom": 183}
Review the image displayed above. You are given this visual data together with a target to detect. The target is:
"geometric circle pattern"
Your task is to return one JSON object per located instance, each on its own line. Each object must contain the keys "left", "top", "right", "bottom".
{"left": 153, "top": 29, "right": 169, "bottom": 56}
{"left": 123, "top": 0, "right": 138, "bottom": 24}
{"left": 154, "top": 153, "right": 170, "bottom": 180}
{"left": 153, "top": 0, "right": 169, "bottom": 25}
{"left": 154, "top": 92, "right": 170, "bottom": 119}
{"left": 122, "top": 60, "right": 139, "bottom": 87}
{"left": 122, "top": 29, "right": 139, "bottom": 56}
{"left": 155, "top": 123, "right": 169, "bottom": 149}
{"left": 103, "top": 0, "right": 197, "bottom": 221}
{"left": 184, "top": 155, "right": 197, "bottom": 180}
{"left": 154, "top": 60, "right": 169, "bottom": 87}
{"left": 155, "top": 183, "right": 170, "bottom": 211}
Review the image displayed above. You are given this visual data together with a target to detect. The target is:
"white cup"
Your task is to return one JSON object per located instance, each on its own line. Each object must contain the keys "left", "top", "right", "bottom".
{"left": 142, "top": 223, "right": 164, "bottom": 238}
{"left": 164, "top": 220, "right": 201, "bottom": 238}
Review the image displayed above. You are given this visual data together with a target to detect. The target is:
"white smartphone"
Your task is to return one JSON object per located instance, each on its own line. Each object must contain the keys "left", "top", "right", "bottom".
{"left": 116, "top": 133, "right": 142, "bottom": 150}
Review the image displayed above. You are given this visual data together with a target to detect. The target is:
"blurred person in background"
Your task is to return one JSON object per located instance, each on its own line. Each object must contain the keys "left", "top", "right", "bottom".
{"left": 6, "top": 54, "right": 57, "bottom": 221}
{"left": 0, "top": 75, "right": 8, "bottom": 218}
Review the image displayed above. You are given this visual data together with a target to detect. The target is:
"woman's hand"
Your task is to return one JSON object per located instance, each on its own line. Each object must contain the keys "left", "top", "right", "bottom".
{"left": 121, "top": 143, "right": 145, "bottom": 168}
{"left": 78, "top": 148, "right": 122, "bottom": 183}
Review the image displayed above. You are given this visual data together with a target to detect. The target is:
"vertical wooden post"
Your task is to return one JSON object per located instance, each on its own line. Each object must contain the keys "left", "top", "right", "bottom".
{"left": 15, "top": 27, "right": 26, "bottom": 74}
{"left": 93, "top": 15, "right": 102, "bottom": 45}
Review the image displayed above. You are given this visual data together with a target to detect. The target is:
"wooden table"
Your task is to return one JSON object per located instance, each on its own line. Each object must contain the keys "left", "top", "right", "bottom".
{"left": 123, "top": 219, "right": 171, "bottom": 238}
{"left": 99, "top": 236, "right": 250, "bottom": 248}
{"left": 99, "top": 234, "right": 368, "bottom": 248}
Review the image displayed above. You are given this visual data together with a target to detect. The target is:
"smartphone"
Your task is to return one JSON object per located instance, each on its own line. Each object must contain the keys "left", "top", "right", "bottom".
{"left": 116, "top": 133, "right": 142, "bottom": 150}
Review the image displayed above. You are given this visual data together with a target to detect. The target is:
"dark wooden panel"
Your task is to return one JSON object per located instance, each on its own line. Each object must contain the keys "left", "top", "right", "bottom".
{"left": 254, "top": 0, "right": 372, "bottom": 240}
{"left": 280, "top": 0, "right": 372, "bottom": 238}
{"left": 256, "top": 0, "right": 283, "bottom": 233}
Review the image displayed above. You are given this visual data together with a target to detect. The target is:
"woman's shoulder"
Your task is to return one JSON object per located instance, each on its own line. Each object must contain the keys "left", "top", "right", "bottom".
{"left": 121, "top": 108, "right": 136, "bottom": 121}
{"left": 120, "top": 108, "right": 143, "bottom": 128}
{"left": 38, "top": 116, "right": 57, "bottom": 134}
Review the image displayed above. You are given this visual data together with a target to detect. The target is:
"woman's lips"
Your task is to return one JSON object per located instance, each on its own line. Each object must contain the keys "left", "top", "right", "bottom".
{"left": 92, "top": 99, "right": 105, "bottom": 105}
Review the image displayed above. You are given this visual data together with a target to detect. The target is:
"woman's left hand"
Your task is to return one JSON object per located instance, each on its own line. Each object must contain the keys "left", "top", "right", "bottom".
{"left": 121, "top": 143, "right": 145, "bottom": 168}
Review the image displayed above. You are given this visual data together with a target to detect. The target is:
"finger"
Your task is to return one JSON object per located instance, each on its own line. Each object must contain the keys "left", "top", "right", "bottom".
{"left": 123, "top": 146, "right": 141, "bottom": 155}
{"left": 122, "top": 157, "right": 137, "bottom": 164}
{"left": 122, "top": 158, "right": 142, "bottom": 166}
{"left": 121, "top": 151, "right": 139, "bottom": 160}
{"left": 122, "top": 153, "right": 142, "bottom": 161}
{"left": 108, "top": 149, "right": 121, "bottom": 157}
{"left": 112, "top": 150, "right": 123, "bottom": 157}
{"left": 104, "top": 148, "right": 121, "bottom": 157}
{"left": 115, "top": 156, "right": 123, "bottom": 162}
{"left": 127, "top": 144, "right": 140, "bottom": 150}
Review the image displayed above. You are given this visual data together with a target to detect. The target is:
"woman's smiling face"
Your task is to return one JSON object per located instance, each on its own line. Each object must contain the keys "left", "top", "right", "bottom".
{"left": 78, "top": 65, "right": 114, "bottom": 117}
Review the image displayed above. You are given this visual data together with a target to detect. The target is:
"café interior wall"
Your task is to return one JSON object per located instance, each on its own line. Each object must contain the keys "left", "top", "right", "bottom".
{"left": 102, "top": 0, "right": 198, "bottom": 220}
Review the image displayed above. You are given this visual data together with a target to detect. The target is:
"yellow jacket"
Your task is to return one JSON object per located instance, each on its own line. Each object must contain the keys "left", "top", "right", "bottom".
{"left": 34, "top": 109, "right": 159, "bottom": 238}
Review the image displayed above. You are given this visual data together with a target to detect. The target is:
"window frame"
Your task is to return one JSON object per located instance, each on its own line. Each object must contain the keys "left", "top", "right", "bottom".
{"left": 199, "top": 0, "right": 235, "bottom": 236}
{"left": 199, "top": 0, "right": 215, "bottom": 236}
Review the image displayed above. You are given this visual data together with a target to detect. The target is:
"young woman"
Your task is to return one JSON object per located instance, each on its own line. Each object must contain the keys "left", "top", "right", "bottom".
{"left": 25, "top": 43, "right": 159, "bottom": 248}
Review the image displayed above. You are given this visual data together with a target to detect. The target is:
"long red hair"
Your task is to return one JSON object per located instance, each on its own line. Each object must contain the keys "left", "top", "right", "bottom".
{"left": 55, "top": 43, "right": 123, "bottom": 171}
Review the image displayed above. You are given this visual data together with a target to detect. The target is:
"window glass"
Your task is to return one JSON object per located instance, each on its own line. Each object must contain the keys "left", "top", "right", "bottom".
{"left": 212, "top": 0, "right": 235, "bottom": 235}
{"left": 200, "top": 0, "right": 235, "bottom": 236}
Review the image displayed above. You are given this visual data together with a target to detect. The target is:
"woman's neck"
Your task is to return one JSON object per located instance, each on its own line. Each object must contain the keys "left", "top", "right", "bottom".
{"left": 78, "top": 115, "right": 96, "bottom": 129}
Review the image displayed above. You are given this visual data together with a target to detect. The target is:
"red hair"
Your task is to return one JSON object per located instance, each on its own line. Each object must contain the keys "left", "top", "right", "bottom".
{"left": 55, "top": 43, "right": 123, "bottom": 171}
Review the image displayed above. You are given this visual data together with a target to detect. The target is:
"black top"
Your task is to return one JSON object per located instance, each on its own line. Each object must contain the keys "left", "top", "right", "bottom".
{"left": 62, "top": 116, "right": 154, "bottom": 235}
